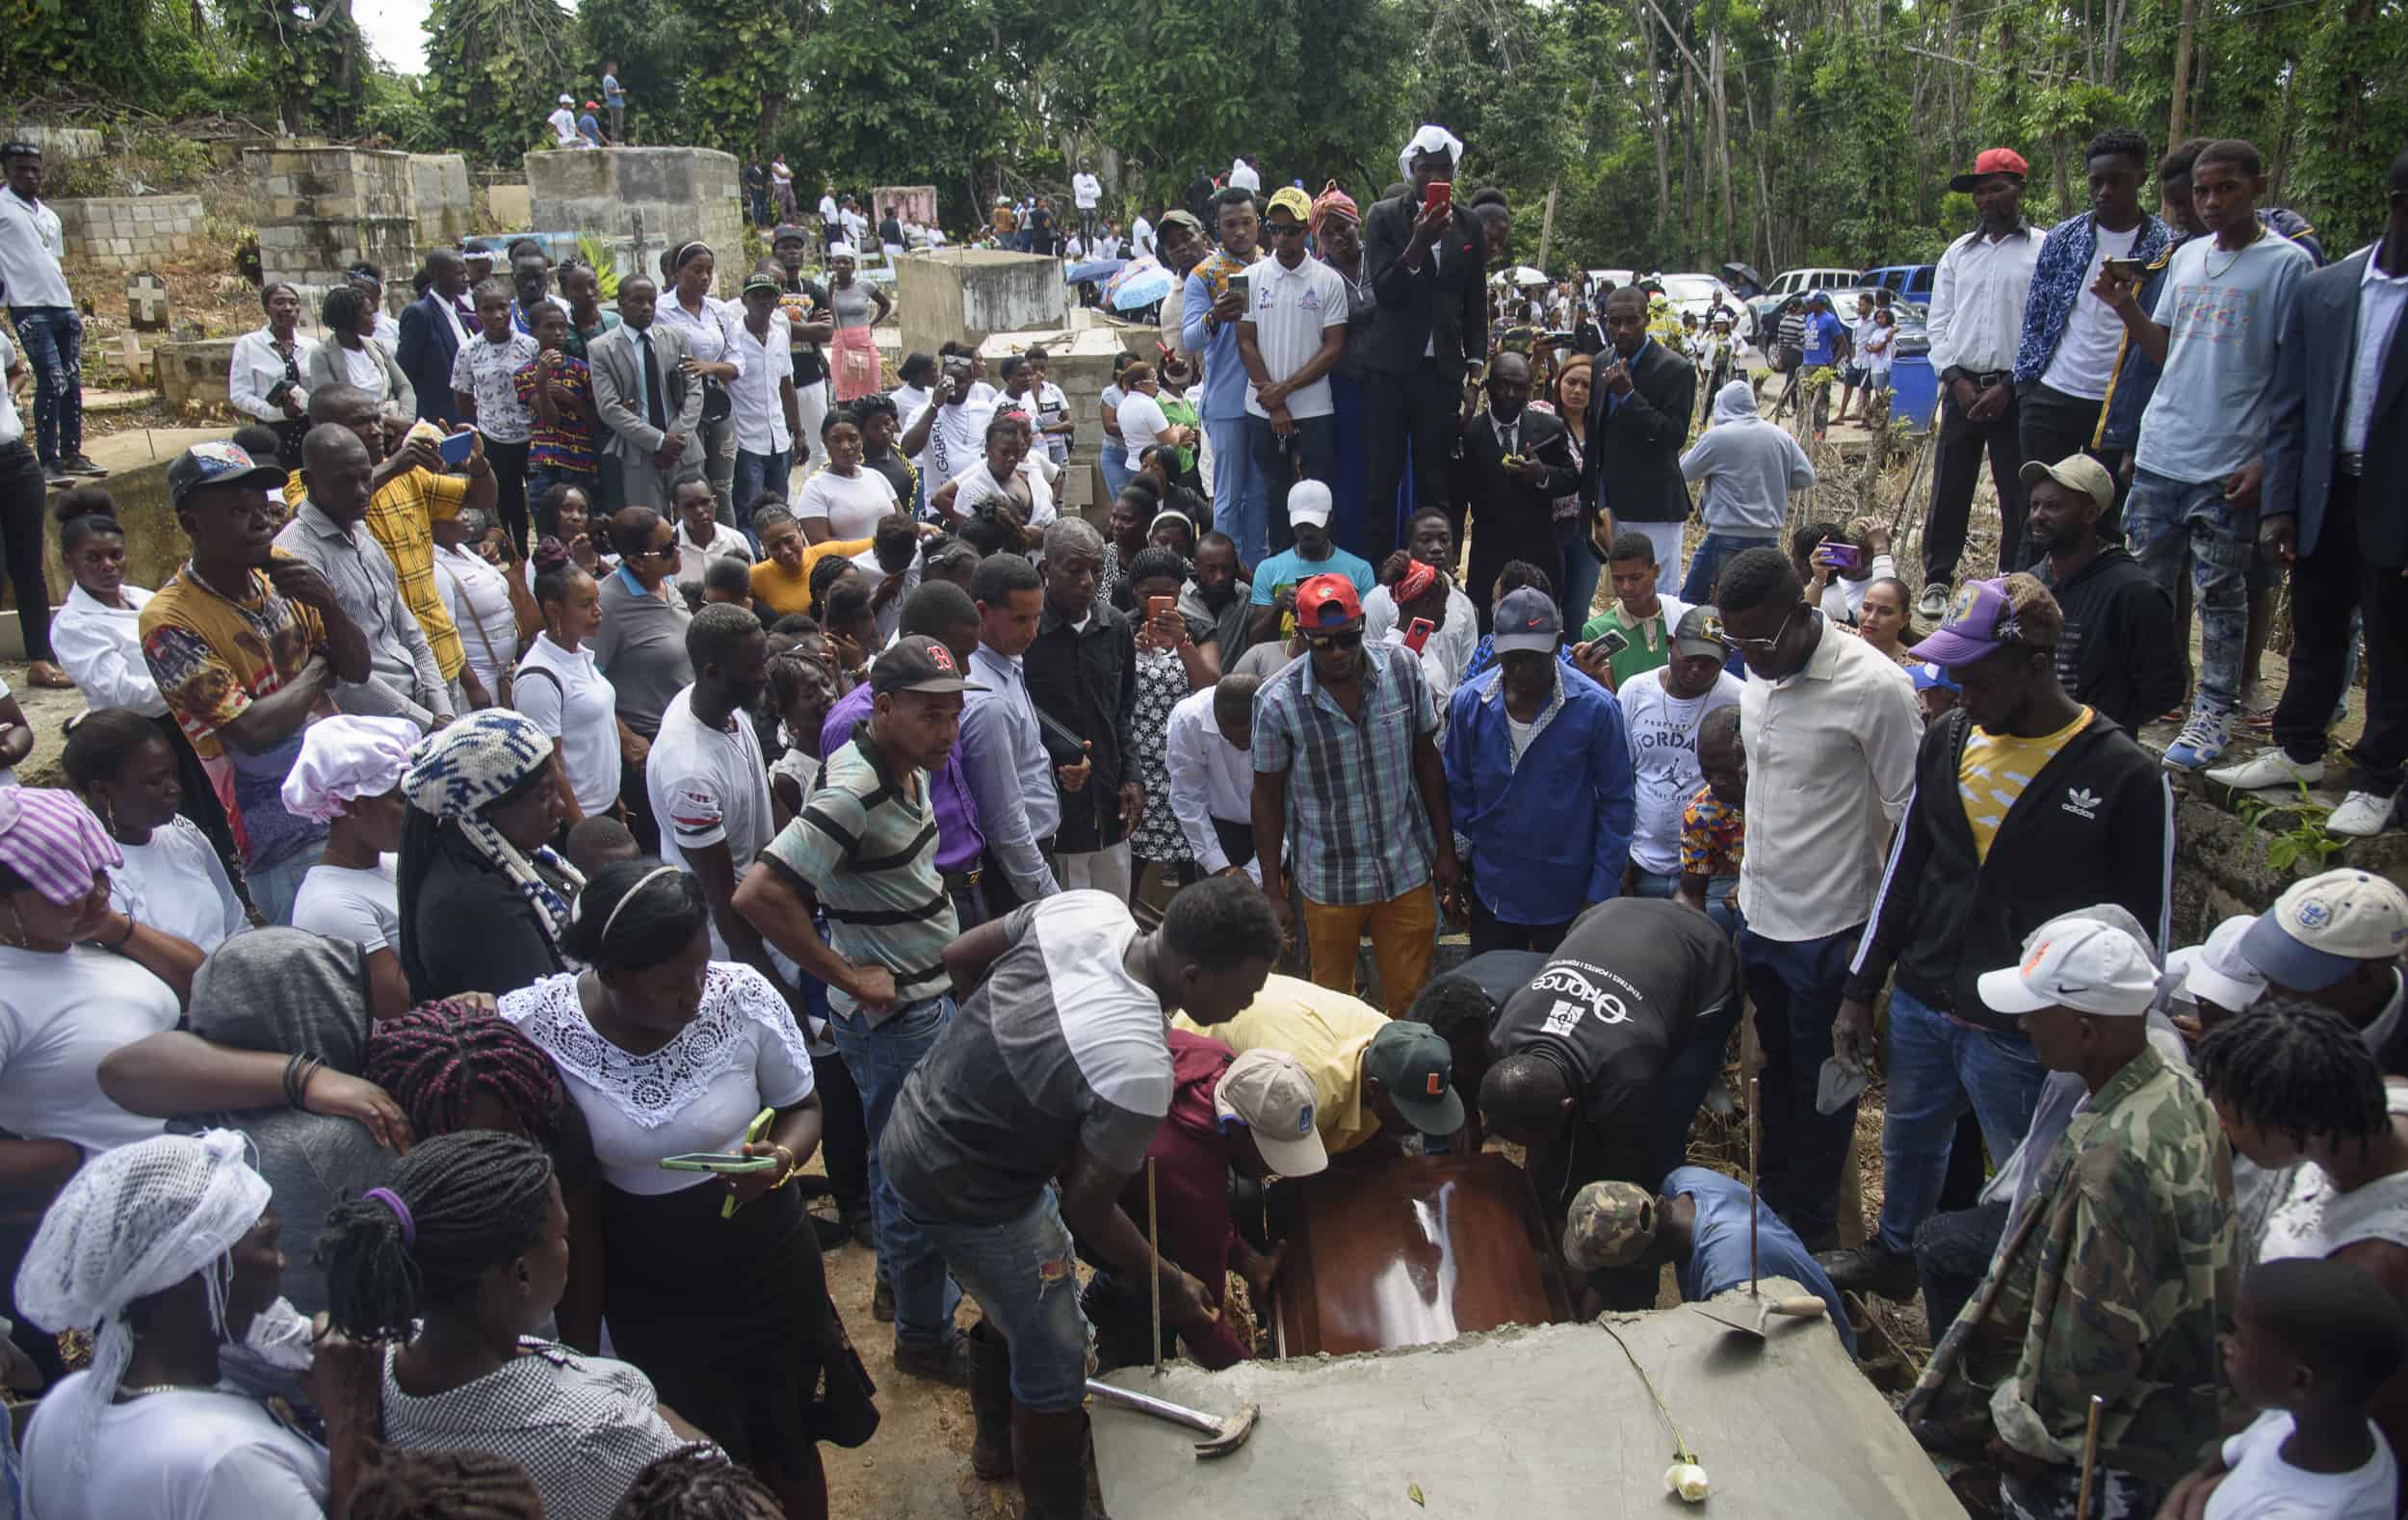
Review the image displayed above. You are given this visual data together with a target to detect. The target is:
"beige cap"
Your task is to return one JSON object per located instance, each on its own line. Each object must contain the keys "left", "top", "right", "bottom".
{"left": 1562, "top": 1180, "right": 1659, "bottom": 1271}
{"left": 1214, "top": 1049, "right": 1328, "bottom": 1178}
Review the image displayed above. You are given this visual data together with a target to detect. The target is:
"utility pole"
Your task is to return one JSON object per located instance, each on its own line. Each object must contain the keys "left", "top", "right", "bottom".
{"left": 1536, "top": 186, "right": 1559, "bottom": 272}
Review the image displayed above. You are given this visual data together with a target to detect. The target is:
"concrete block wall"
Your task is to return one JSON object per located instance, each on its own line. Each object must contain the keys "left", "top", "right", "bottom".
{"left": 407, "top": 154, "right": 473, "bottom": 249}
{"left": 52, "top": 196, "right": 206, "bottom": 268}
{"left": 526, "top": 148, "right": 743, "bottom": 296}
{"left": 156, "top": 337, "right": 240, "bottom": 421}
{"left": 976, "top": 326, "right": 1143, "bottom": 520}
{"left": 0, "top": 126, "right": 102, "bottom": 160}
{"left": 243, "top": 145, "right": 419, "bottom": 295}
{"left": 899, "top": 250, "right": 1068, "bottom": 362}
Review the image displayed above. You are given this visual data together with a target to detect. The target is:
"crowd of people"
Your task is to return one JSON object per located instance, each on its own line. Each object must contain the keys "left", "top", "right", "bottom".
{"left": 0, "top": 106, "right": 2395, "bottom": 1520}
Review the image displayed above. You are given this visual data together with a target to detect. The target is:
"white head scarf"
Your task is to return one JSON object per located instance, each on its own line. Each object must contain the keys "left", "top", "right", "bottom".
{"left": 16, "top": 1131, "right": 273, "bottom": 1499}
{"left": 1399, "top": 125, "right": 1465, "bottom": 184}
{"left": 280, "top": 715, "right": 419, "bottom": 825}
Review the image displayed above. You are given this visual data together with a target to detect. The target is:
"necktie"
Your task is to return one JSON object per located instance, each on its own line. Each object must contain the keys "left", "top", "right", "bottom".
{"left": 636, "top": 329, "right": 666, "bottom": 431}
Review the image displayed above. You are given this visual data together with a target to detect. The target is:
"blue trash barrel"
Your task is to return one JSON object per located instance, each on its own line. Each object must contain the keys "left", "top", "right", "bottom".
{"left": 1889, "top": 354, "right": 1939, "bottom": 433}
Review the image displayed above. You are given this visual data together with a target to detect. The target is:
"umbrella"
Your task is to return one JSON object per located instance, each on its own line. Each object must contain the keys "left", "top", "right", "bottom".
{"left": 1105, "top": 256, "right": 1179, "bottom": 311}
{"left": 1721, "top": 260, "right": 1766, "bottom": 291}
{"left": 1066, "top": 257, "right": 1127, "bottom": 286}
{"left": 1493, "top": 264, "right": 1550, "bottom": 287}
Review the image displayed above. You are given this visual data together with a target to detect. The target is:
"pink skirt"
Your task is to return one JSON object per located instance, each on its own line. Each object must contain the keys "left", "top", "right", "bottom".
{"left": 831, "top": 323, "right": 880, "bottom": 402}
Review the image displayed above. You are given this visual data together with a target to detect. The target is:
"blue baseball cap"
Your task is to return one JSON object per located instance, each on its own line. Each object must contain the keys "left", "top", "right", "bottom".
{"left": 1909, "top": 661, "right": 1960, "bottom": 694}
{"left": 1492, "top": 587, "right": 1562, "bottom": 655}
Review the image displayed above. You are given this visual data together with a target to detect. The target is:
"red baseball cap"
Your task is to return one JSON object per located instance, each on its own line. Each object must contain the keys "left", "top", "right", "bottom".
{"left": 1950, "top": 147, "right": 2029, "bottom": 193}
{"left": 1295, "top": 573, "right": 1363, "bottom": 631}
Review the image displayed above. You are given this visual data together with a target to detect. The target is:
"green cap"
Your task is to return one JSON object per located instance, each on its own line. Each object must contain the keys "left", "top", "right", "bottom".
{"left": 1361, "top": 1020, "right": 1463, "bottom": 1137}
{"left": 1561, "top": 1180, "right": 1658, "bottom": 1271}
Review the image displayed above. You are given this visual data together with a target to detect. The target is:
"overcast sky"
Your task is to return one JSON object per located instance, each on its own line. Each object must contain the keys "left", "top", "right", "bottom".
{"left": 355, "top": 0, "right": 433, "bottom": 73}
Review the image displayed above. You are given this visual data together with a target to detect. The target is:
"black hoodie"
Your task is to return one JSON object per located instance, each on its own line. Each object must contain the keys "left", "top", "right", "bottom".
{"left": 1844, "top": 707, "right": 2173, "bottom": 1028}
{"left": 2039, "top": 544, "right": 2186, "bottom": 734}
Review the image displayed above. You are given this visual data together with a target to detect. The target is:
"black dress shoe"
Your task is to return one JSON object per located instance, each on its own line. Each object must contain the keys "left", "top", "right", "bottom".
{"left": 1815, "top": 1242, "right": 1920, "bottom": 1299}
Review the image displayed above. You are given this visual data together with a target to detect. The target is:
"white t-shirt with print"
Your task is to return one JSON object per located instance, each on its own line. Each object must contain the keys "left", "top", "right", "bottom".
{"left": 1615, "top": 666, "right": 1744, "bottom": 875}
{"left": 2039, "top": 223, "right": 2141, "bottom": 401}
{"left": 646, "top": 686, "right": 772, "bottom": 960}
{"left": 291, "top": 855, "right": 402, "bottom": 956}
{"left": 2136, "top": 230, "right": 2313, "bottom": 484}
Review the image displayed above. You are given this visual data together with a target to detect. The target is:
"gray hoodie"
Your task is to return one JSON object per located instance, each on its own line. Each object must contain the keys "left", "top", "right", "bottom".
{"left": 1677, "top": 380, "right": 1816, "bottom": 537}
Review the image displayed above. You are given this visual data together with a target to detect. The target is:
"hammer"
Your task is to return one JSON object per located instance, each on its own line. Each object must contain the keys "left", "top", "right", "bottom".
{"left": 1086, "top": 1378, "right": 1262, "bottom": 1459}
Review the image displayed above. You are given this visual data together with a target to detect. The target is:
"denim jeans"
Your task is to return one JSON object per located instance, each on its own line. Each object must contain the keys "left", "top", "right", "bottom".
{"left": 9, "top": 306, "right": 82, "bottom": 464}
{"left": 1204, "top": 415, "right": 1266, "bottom": 564}
{"left": 1098, "top": 450, "right": 1133, "bottom": 511}
{"left": 1680, "top": 530, "right": 1778, "bottom": 607}
{"left": 2123, "top": 466, "right": 2255, "bottom": 717}
{"left": 732, "top": 447, "right": 790, "bottom": 525}
{"left": 1555, "top": 518, "right": 1603, "bottom": 634}
{"left": 899, "top": 1187, "right": 1094, "bottom": 1412}
{"left": 1246, "top": 411, "right": 1337, "bottom": 559}
{"left": 1741, "top": 924, "right": 1862, "bottom": 1245}
{"left": 246, "top": 839, "right": 327, "bottom": 927}
{"left": 1629, "top": 866, "right": 1742, "bottom": 941}
{"left": 1873, "top": 986, "right": 2048, "bottom": 1254}
{"left": 827, "top": 995, "right": 963, "bottom": 1350}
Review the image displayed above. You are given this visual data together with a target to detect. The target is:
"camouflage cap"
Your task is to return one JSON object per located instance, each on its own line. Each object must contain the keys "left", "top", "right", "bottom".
{"left": 1561, "top": 1180, "right": 1659, "bottom": 1271}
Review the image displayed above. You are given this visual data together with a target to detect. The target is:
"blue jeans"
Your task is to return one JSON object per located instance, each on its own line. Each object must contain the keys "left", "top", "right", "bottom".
{"left": 1741, "top": 924, "right": 1862, "bottom": 1245}
{"left": 1247, "top": 411, "right": 1337, "bottom": 559}
{"left": 827, "top": 995, "right": 963, "bottom": 1350}
{"left": 1099, "top": 450, "right": 1133, "bottom": 510}
{"left": 10, "top": 306, "right": 82, "bottom": 464}
{"left": 1874, "top": 986, "right": 2048, "bottom": 1254}
{"left": 1555, "top": 517, "right": 1604, "bottom": 634}
{"left": 2124, "top": 466, "right": 2254, "bottom": 716}
{"left": 732, "top": 447, "right": 791, "bottom": 525}
{"left": 1204, "top": 415, "right": 1266, "bottom": 564}
{"left": 899, "top": 1187, "right": 1094, "bottom": 1412}
{"left": 246, "top": 839, "right": 327, "bottom": 927}
{"left": 1629, "top": 866, "right": 1743, "bottom": 941}
{"left": 1680, "top": 530, "right": 1778, "bottom": 607}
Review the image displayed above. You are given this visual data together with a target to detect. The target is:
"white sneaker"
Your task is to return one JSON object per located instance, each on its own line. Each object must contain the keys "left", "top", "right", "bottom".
{"left": 2205, "top": 750, "right": 2325, "bottom": 790}
{"left": 1917, "top": 582, "right": 1951, "bottom": 621}
{"left": 2328, "top": 791, "right": 2398, "bottom": 837}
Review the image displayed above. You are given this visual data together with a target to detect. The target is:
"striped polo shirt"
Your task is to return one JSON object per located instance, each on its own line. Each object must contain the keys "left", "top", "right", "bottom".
{"left": 760, "top": 722, "right": 957, "bottom": 1024}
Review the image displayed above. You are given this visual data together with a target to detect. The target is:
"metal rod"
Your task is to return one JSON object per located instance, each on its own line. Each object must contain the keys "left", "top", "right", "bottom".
{"left": 1747, "top": 1075, "right": 1761, "bottom": 1297}
{"left": 1148, "top": 1155, "right": 1163, "bottom": 1373}
{"left": 2074, "top": 1395, "right": 2104, "bottom": 1520}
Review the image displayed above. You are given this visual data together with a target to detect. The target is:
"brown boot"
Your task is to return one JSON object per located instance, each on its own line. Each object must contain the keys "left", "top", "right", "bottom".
{"left": 967, "top": 1321, "right": 1012, "bottom": 1481}
{"left": 1011, "top": 1404, "right": 1108, "bottom": 1520}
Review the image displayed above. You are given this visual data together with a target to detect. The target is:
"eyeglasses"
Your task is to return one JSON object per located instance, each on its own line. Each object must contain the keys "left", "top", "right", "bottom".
{"left": 1267, "top": 222, "right": 1309, "bottom": 239}
{"left": 1304, "top": 627, "right": 1364, "bottom": 651}
{"left": 1727, "top": 604, "right": 1800, "bottom": 657}
{"left": 643, "top": 539, "right": 680, "bottom": 560}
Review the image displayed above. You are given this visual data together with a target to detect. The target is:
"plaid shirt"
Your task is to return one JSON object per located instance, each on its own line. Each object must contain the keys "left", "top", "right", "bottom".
{"left": 1252, "top": 640, "right": 1437, "bottom": 905}
{"left": 1678, "top": 783, "right": 1743, "bottom": 879}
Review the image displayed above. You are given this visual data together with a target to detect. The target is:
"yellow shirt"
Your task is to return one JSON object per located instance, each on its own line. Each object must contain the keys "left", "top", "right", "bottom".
{"left": 749, "top": 537, "right": 875, "bottom": 618}
{"left": 1171, "top": 974, "right": 1388, "bottom": 1156}
{"left": 286, "top": 464, "right": 468, "bottom": 680}
{"left": 1958, "top": 707, "right": 2092, "bottom": 863}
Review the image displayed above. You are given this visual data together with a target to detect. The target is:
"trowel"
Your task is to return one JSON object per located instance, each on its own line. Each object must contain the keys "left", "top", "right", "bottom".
{"left": 1690, "top": 1295, "right": 1829, "bottom": 1341}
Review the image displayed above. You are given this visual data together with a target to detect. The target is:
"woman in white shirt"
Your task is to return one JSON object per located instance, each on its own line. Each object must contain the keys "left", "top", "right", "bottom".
{"left": 795, "top": 412, "right": 901, "bottom": 543}
{"left": 284, "top": 716, "right": 417, "bottom": 1020}
{"left": 929, "top": 415, "right": 1052, "bottom": 548}
{"left": 656, "top": 241, "right": 746, "bottom": 522}
{"left": 318, "top": 1128, "right": 697, "bottom": 1520}
{"left": 1112, "top": 362, "right": 1192, "bottom": 474}
{"left": 302, "top": 284, "right": 414, "bottom": 424}
{"left": 503, "top": 860, "right": 857, "bottom": 1518}
{"left": 17, "top": 1129, "right": 380, "bottom": 1520}
{"left": 62, "top": 709, "right": 247, "bottom": 955}
{"left": 515, "top": 551, "right": 622, "bottom": 826}
{"left": 434, "top": 505, "right": 532, "bottom": 707}
{"left": 227, "top": 282, "right": 318, "bottom": 468}
{"left": 49, "top": 490, "right": 242, "bottom": 865}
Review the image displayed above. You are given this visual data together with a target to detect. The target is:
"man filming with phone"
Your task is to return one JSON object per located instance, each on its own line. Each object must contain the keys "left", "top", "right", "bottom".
{"left": 1360, "top": 124, "right": 1488, "bottom": 566}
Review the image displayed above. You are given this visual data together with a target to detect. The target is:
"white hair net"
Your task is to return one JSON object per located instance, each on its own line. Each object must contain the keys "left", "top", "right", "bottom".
{"left": 15, "top": 1130, "right": 272, "bottom": 1493}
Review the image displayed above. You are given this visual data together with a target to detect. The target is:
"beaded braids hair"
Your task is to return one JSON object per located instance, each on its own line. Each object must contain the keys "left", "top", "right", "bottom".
{"left": 610, "top": 1445, "right": 783, "bottom": 1520}
{"left": 2193, "top": 996, "right": 2392, "bottom": 1155}
{"left": 316, "top": 1131, "right": 556, "bottom": 1343}
{"left": 350, "top": 1451, "right": 546, "bottom": 1520}
{"left": 364, "top": 997, "right": 567, "bottom": 1151}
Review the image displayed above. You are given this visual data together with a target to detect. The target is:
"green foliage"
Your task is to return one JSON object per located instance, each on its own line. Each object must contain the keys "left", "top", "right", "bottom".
{"left": 423, "top": 0, "right": 580, "bottom": 166}
{"left": 678, "top": 0, "right": 809, "bottom": 153}
{"left": 217, "top": 0, "right": 372, "bottom": 135}
{"left": 2234, "top": 782, "right": 2346, "bottom": 878}
{"left": 575, "top": 233, "right": 621, "bottom": 298}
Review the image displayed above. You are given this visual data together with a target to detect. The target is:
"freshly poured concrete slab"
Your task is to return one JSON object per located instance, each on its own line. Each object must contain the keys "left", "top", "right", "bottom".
{"left": 1095, "top": 1280, "right": 1966, "bottom": 1519}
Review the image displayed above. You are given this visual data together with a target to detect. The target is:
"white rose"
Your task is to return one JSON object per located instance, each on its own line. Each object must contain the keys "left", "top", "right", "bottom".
{"left": 1663, "top": 1461, "right": 1711, "bottom": 1503}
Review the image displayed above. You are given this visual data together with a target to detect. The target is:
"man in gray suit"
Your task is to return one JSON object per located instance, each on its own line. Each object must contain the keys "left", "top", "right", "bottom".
{"left": 589, "top": 274, "right": 704, "bottom": 510}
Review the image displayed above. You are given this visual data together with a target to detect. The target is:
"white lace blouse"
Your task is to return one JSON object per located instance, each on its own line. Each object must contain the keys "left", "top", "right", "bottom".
{"left": 500, "top": 963, "right": 814, "bottom": 1196}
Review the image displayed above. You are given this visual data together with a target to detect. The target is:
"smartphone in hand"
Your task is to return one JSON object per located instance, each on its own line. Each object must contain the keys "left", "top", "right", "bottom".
{"left": 1424, "top": 180, "right": 1453, "bottom": 216}
{"left": 437, "top": 431, "right": 476, "bottom": 466}
{"left": 1403, "top": 617, "right": 1436, "bottom": 654}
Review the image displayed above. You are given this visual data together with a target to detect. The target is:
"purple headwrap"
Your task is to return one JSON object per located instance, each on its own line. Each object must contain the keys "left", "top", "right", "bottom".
{"left": 0, "top": 788, "right": 122, "bottom": 906}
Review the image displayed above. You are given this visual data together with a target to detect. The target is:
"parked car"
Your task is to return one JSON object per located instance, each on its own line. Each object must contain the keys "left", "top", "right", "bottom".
{"left": 1862, "top": 264, "right": 1936, "bottom": 302}
{"left": 1658, "top": 272, "right": 1757, "bottom": 343}
{"left": 1748, "top": 266, "right": 1862, "bottom": 335}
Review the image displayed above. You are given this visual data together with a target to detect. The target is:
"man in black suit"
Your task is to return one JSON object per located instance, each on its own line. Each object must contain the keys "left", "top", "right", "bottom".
{"left": 2212, "top": 147, "right": 2408, "bottom": 835}
{"left": 1360, "top": 126, "right": 1487, "bottom": 567}
{"left": 1582, "top": 286, "right": 1697, "bottom": 608}
{"left": 1461, "top": 352, "right": 1579, "bottom": 629}
{"left": 394, "top": 249, "right": 468, "bottom": 429}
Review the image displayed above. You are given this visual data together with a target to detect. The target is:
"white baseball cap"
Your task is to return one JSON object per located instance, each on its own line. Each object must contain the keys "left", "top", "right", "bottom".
{"left": 2240, "top": 870, "right": 2408, "bottom": 991}
{"left": 1977, "top": 915, "right": 2159, "bottom": 1017}
{"left": 559, "top": 94, "right": 575, "bottom": 105}
{"left": 1215, "top": 1049, "right": 1328, "bottom": 1178}
{"left": 2166, "top": 915, "right": 2267, "bottom": 1014}
{"left": 1285, "top": 480, "right": 1333, "bottom": 530}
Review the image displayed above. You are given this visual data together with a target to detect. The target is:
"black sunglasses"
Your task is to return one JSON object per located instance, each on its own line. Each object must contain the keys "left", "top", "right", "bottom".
{"left": 1304, "top": 627, "right": 1364, "bottom": 650}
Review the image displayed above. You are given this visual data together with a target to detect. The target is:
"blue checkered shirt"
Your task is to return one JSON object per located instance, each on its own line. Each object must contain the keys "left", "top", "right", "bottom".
{"left": 1251, "top": 640, "right": 1438, "bottom": 905}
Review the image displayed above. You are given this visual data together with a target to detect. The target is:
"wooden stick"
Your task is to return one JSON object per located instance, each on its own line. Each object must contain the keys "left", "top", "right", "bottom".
{"left": 2074, "top": 1395, "right": 2104, "bottom": 1520}
{"left": 1147, "top": 1155, "right": 1163, "bottom": 1373}
{"left": 1747, "top": 1076, "right": 1762, "bottom": 1297}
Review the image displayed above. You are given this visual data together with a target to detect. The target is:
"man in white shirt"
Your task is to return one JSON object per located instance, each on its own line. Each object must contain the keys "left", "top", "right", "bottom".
{"left": 956, "top": 552, "right": 1061, "bottom": 911}
{"left": 1132, "top": 210, "right": 1157, "bottom": 260}
{"left": 1238, "top": 186, "right": 1349, "bottom": 561}
{"left": 1614, "top": 608, "right": 1743, "bottom": 898}
{"left": 1919, "top": 146, "right": 2043, "bottom": 622}
{"left": 0, "top": 143, "right": 99, "bottom": 484}
{"left": 1071, "top": 160, "right": 1104, "bottom": 246}
{"left": 1228, "top": 157, "right": 1262, "bottom": 194}
{"left": 1714, "top": 545, "right": 1920, "bottom": 1250}
{"left": 729, "top": 273, "right": 800, "bottom": 512}
{"left": 545, "top": 95, "right": 580, "bottom": 148}
{"left": 672, "top": 478, "right": 752, "bottom": 596}
{"left": 1164, "top": 674, "right": 1263, "bottom": 880}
